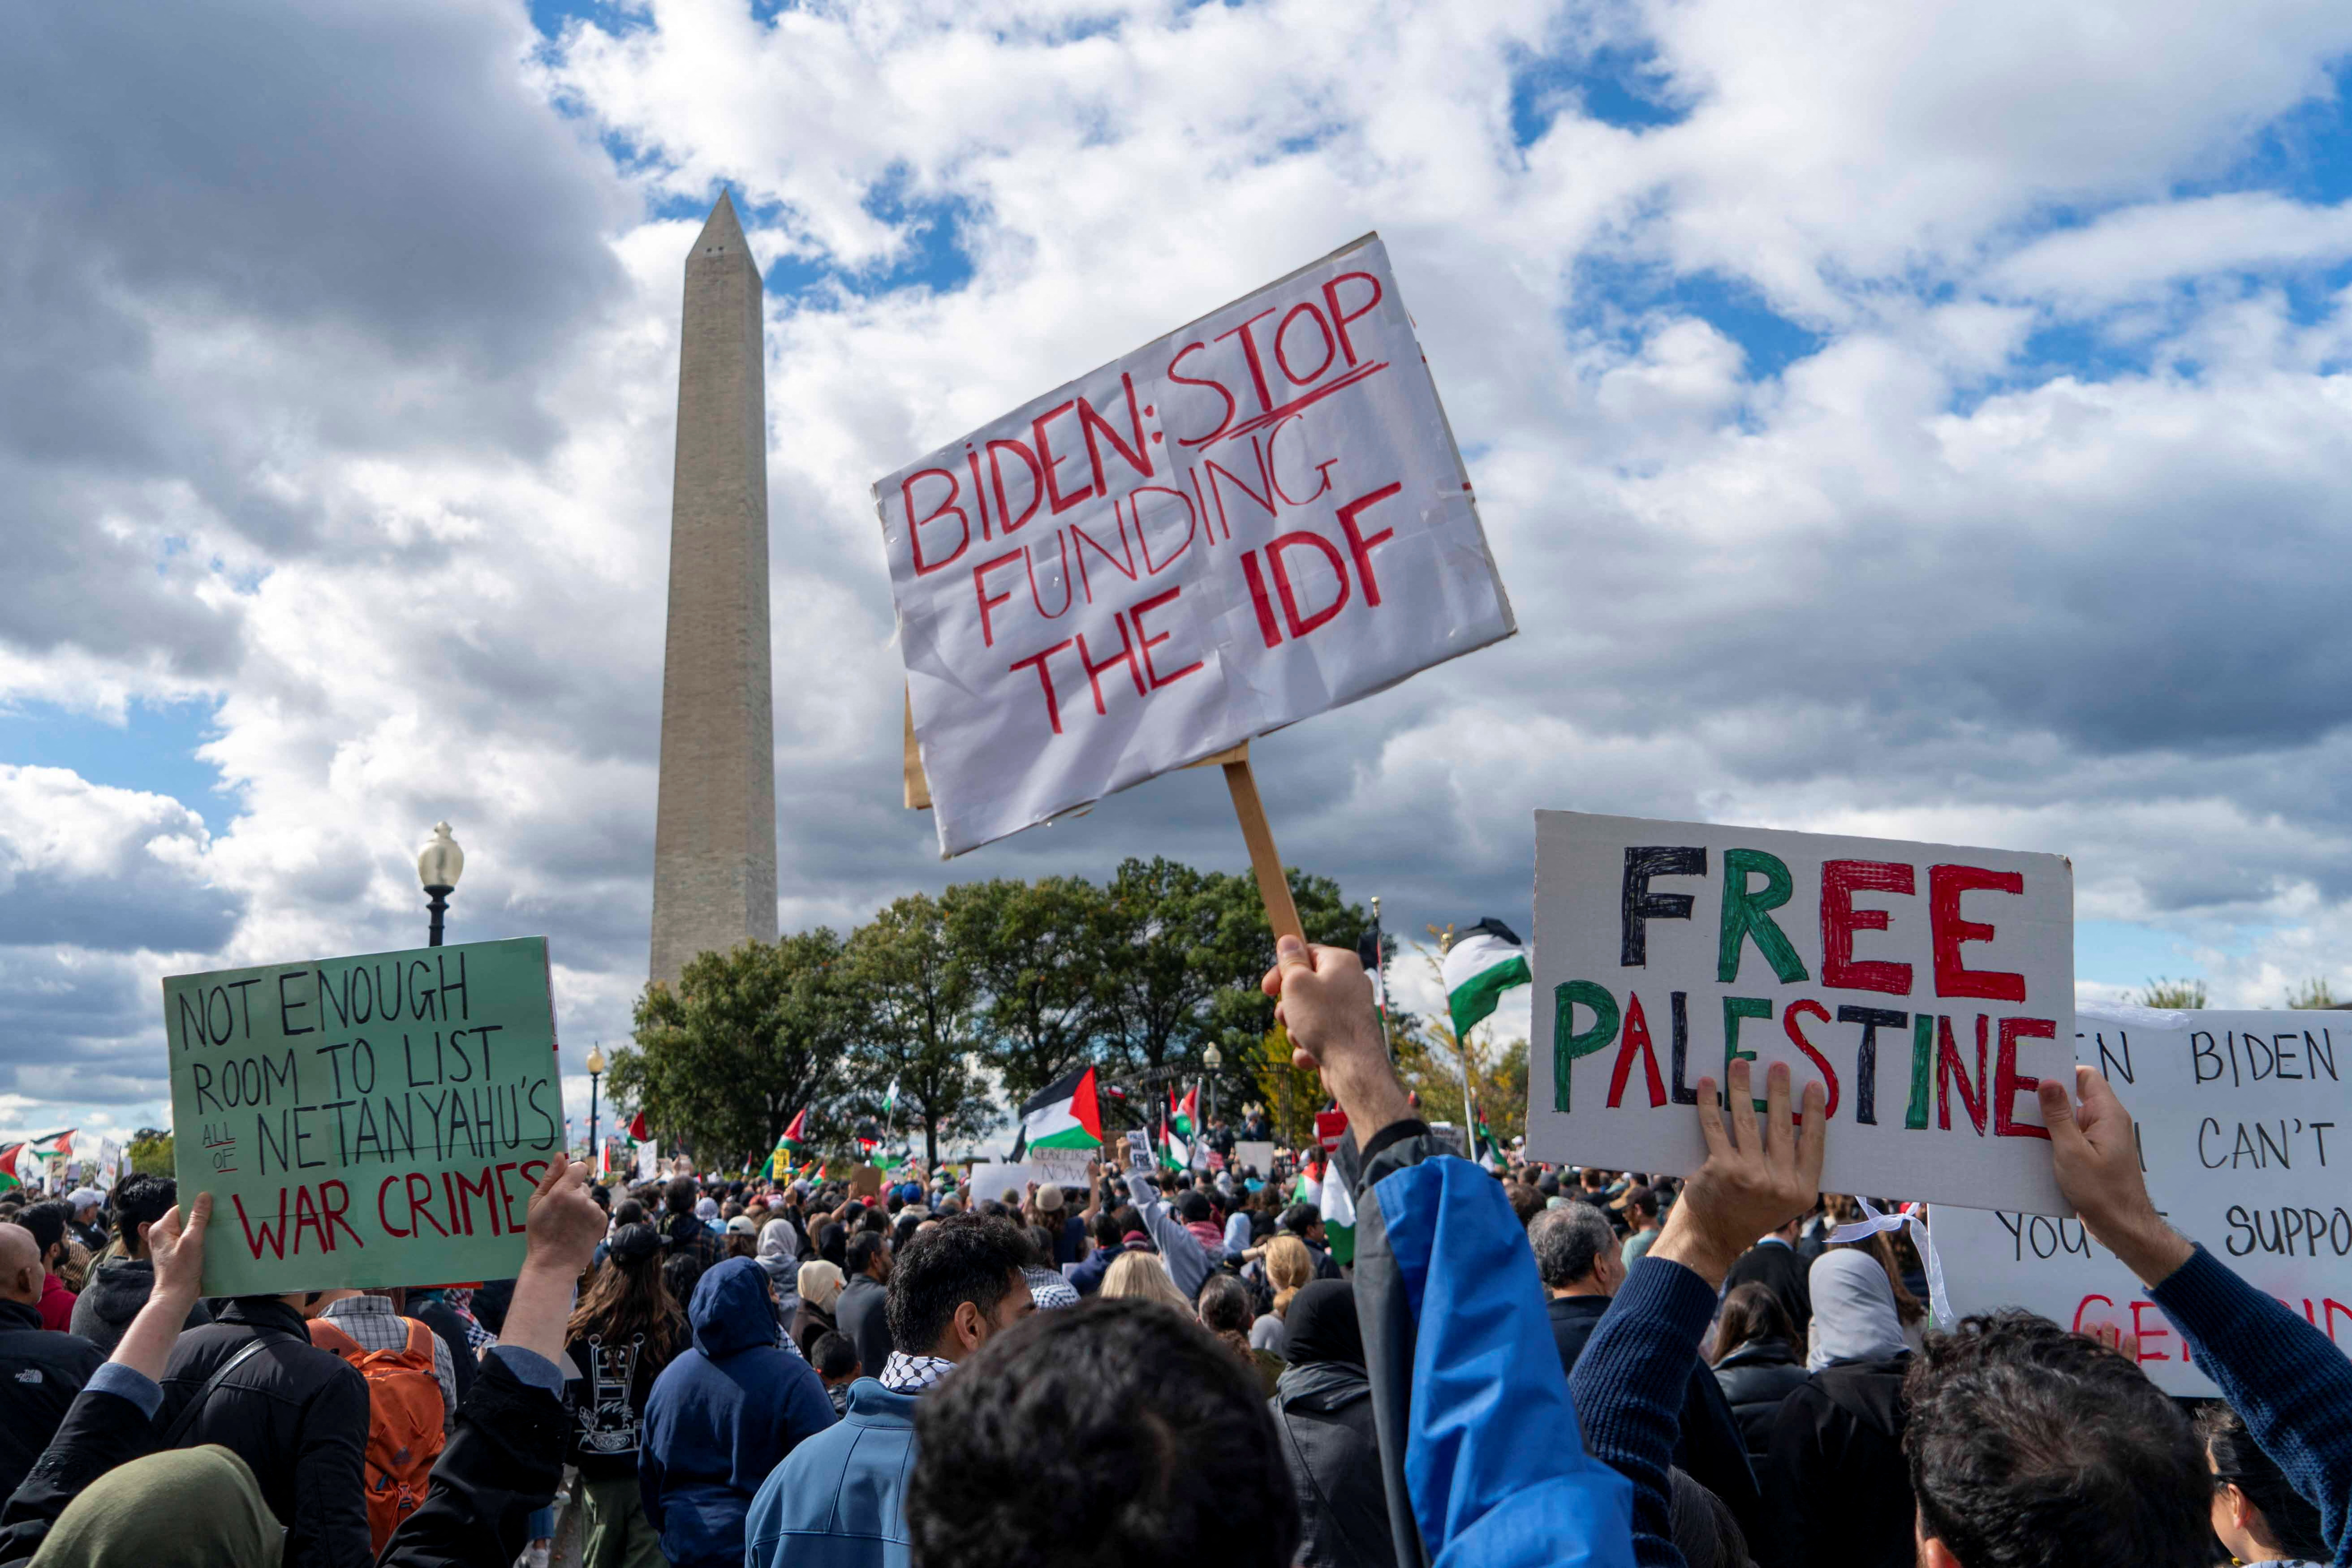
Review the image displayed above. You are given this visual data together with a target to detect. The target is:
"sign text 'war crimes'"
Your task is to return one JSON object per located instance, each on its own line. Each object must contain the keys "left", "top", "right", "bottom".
{"left": 1530, "top": 812, "right": 2074, "bottom": 1214}
{"left": 166, "top": 937, "right": 562, "bottom": 1296}
{"left": 880, "top": 235, "right": 1514, "bottom": 857}
{"left": 1937, "top": 1012, "right": 2352, "bottom": 1396}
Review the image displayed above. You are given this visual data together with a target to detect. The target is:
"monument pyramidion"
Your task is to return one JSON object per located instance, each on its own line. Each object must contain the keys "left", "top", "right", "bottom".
{"left": 649, "top": 192, "right": 778, "bottom": 987}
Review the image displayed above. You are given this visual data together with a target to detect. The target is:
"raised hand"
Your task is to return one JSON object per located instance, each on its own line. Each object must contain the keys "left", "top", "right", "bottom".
{"left": 1260, "top": 935, "right": 1412, "bottom": 1138}
{"left": 2039, "top": 1066, "right": 2193, "bottom": 1285}
{"left": 143, "top": 1191, "right": 211, "bottom": 1307}
{"left": 1648, "top": 1059, "right": 1825, "bottom": 1287}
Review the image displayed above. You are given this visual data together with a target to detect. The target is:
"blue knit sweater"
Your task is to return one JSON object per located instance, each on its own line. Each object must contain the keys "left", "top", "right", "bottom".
{"left": 2151, "top": 1244, "right": 2352, "bottom": 1566}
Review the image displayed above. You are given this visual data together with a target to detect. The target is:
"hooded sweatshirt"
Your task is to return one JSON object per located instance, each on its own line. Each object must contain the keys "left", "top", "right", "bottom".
{"left": 68, "top": 1258, "right": 212, "bottom": 1356}
{"left": 1757, "top": 1250, "right": 1915, "bottom": 1568}
{"left": 639, "top": 1258, "right": 837, "bottom": 1568}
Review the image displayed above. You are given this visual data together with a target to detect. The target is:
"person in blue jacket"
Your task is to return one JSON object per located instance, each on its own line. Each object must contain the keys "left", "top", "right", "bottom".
{"left": 639, "top": 1257, "right": 836, "bottom": 1568}
{"left": 743, "top": 1213, "right": 1034, "bottom": 1568}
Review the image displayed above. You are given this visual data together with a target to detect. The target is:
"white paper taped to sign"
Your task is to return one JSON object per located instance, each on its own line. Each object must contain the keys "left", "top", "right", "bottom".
{"left": 876, "top": 233, "right": 1515, "bottom": 857}
{"left": 1934, "top": 1006, "right": 2352, "bottom": 1396}
{"left": 1529, "top": 810, "right": 2075, "bottom": 1214}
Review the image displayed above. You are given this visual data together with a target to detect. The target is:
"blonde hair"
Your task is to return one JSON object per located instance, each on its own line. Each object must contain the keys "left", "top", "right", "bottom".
{"left": 1100, "top": 1251, "right": 1190, "bottom": 1310}
{"left": 1266, "top": 1234, "right": 1314, "bottom": 1317}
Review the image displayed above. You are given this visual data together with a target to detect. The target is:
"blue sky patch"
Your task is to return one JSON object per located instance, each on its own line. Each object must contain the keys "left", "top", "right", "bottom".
{"left": 0, "top": 699, "right": 233, "bottom": 835}
{"left": 1510, "top": 43, "right": 1687, "bottom": 146}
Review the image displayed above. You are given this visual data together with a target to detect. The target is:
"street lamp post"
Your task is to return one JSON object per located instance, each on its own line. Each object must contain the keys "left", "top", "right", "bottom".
{"left": 416, "top": 822, "right": 465, "bottom": 948}
{"left": 586, "top": 1044, "right": 606, "bottom": 1177}
{"left": 1202, "top": 1042, "right": 1223, "bottom": 1139}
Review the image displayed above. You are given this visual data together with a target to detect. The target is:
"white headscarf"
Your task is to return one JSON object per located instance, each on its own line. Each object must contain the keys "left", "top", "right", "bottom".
{"left": 1805, "top": 1249, "right": 1909, "bottom": 1370}
{"left": 758, "top": 1217, "right": 801, "bottom": 1264}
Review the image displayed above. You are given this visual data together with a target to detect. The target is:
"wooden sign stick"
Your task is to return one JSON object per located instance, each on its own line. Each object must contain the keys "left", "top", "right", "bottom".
{"left": 1217, "top": 745, "right": 1303, "bottom": 942}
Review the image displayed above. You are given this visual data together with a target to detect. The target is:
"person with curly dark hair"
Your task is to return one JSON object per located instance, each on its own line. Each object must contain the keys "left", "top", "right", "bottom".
{"left": 1904, "top": 1310, "right": 2207, "bottom": 1568}
{"left": 905, "top": 1297, "right": 1299, "bottom": 1568}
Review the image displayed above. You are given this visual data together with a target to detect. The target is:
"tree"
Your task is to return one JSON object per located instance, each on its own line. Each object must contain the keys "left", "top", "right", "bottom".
{"left": 609, "top": 931, "right": 852, "bottom": 1169}
{"left": 844, "top": 893, "right": 994, "bottom": 1166}
{"left": 2137, "top": 978, "right": 2208, "bottom": 1009}
{"left": 946, "top": 876, "right": 1109, "bottom": 1106}
{"left": 127, "top": 1129, "right": 173, "bottom": 1176}
{"left": 1202, "top": 868, "right": 1373, "bottom": 1119}
{"left": 2287, "top": 977, "right": 2339, "bottom": 1009}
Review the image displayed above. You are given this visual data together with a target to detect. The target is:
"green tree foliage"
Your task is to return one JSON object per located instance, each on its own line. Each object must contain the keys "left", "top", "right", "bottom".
{"left": 2137, "top": 978, "right": 2208, "bottom": 1010}
{"left": 844, "top": 893, "right": 994, "bottom": 1167}
{"left": 127, "top": 1129, "right": 174, "bottom": 1176}
{"left": 610, "top": 930, "right": 851, "bottom": 1168}
{"left": 944, "top": 876, "right": 1107, "bottom": 1107}
{"left": 2287, "top": 977, "right": 2339, "bottom": 1010}
{"left": 629, "top": 859, "right": 1382, "bottom": 1163}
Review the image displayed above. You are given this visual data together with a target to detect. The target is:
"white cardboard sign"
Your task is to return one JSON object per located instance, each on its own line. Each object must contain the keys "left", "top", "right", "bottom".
{"left": 878, "top": 234, "right": 1514, "bottom": 856}
{"left": 1934, "top": 1007, "right": 2352, "bottom": 1395}
{"left": 1529, "top": 811, "right": 2075, "bottom": 1214}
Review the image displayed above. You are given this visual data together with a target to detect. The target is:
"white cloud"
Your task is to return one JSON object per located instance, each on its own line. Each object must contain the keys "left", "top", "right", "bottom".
{"left": 4, "top": 0, "right": 2352, "bottom": 1138}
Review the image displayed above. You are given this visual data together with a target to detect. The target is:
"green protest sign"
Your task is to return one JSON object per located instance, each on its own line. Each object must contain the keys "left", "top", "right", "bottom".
{"left": 164, "top": 937, "right": 562, "bottom": 1296}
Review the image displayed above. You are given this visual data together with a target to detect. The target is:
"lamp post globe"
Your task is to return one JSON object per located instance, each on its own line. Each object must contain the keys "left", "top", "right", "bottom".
{"left": 416, "top": 822, "right": 463, "bottom": 948}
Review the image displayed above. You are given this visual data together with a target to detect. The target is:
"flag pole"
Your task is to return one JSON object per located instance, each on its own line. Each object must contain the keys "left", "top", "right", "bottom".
{"left": 1440, "top": 929, "right": 1478, "bottom": 1152}
{"left": 1370, "top": 894, "right": 1393, "bottom": 1062}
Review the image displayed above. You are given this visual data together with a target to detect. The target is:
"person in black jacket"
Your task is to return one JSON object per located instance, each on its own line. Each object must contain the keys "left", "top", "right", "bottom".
{"left": 68, "top": 1175, "right": 211, "bottom": 1355}
{"left": 835, "top": 1230, "right": 895, "bottom": 1375}
{"left": 1720, "top": 1218, "right": 1810, "bottom": 1338}
{"left": 0, "top": 1222, "right": 103, "bottom": 1502}
{"left": 1709, "top": 1282, "right": 1807, "bottom": 1465}
{"left": 1533, "top": 1203, "right": 1763, "bottom": 1547}
{"left": 155, "top": 1285, "right": 373, "bottom": 1566}
{"left": 1268, "top": 1280, "right": 1392, "bottom": 1568}
{"left": 1, "top": 1155, "right": 610, "bottom": 1568}
{"left": 1755, "top": 1248, "right": 1915, "bottom": 1568}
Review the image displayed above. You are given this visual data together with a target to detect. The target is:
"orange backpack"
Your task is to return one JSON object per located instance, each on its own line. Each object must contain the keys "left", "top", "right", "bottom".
{"left": 309, "top": 1315, "right": 448, "bottom": 1551}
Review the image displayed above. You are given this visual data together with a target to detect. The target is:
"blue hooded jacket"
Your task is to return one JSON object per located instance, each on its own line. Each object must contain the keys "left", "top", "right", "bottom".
{"left": 743, "top": 1378, "right": 920, "bottom": 1568}
{"left": 641, "top": 1258, "right": 838, "bottom": 1568}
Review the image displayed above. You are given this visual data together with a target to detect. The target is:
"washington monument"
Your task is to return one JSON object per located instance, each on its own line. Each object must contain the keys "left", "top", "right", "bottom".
{"left": 650, "top": 192, "right": 778, "bottom": 986}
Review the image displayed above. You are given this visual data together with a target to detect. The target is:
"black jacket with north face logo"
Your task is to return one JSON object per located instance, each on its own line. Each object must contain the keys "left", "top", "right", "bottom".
{"left": 0, "top": 1294, "right": 103, "bottom": 1501}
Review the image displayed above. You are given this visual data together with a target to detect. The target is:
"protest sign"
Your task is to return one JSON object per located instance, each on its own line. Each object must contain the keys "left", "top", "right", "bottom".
{"left": 1124, "top": 1129, "right": 1155, "bottom": 1172}
{"left": 848, "top": 1164, "right": 886, "bottom": 1198}
{"left": 164, "top": 937, "right": 561, "bottom": 1296}
{"left": 1934, "top": 1006, "right": 2352, "bottom": 1394}
{"left": 1234, "top": 1140, "right": 1277, "bottom": 1175}
{"left": 969, "top": 1163, "right": 1047, "bottom": 1206}
{"left": 879, "top": 233, "right": 1514, "bottom": 858}
{"left": 635, "top": 1140, "right": 658, "bottom": 1182}
{"left": 1529, "top": 811, "right": 2074, "bottom": 1214}
{"left": 1032, "top": 1145, "right": 1095, "bottom": 1185}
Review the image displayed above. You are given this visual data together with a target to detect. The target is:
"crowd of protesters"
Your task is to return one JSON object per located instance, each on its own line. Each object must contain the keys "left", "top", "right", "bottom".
{"left": 0, "top": 939, "right": 2343, "bottom": 1566}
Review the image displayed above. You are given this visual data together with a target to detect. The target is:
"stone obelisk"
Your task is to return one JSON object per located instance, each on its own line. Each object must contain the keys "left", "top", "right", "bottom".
{"left": 649, "top": 192, "right": 777, "bottom": 986}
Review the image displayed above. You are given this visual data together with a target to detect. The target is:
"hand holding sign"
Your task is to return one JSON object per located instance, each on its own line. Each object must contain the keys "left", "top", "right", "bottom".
{"left": 2040, "top": 1067, "right": 2194, "bottom": 1286}
{"left": 1650, "top": 1060, "right": 1826, "bottom": 1288}
{"left": 1262, "top": 935, "right": 1413, "bottom": 1140}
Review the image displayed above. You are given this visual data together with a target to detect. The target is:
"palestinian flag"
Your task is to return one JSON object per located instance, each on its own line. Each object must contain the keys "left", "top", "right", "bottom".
{"left": 0, "top": 1145, "right": 23, "bottom": 1196}
{"left": 1474, "top": 1110, "right": 1507, "bottom": 1171}
{"left": 1159, "top": 1093, "right": 1190, "bottom": 1172}
{"left": 1172, "top": 1084, "right": 1198, "bottom": 1142}
{"left": 764, "top": 1107, "right": 808, "bottom": 1178}
{"left": 628, "top": 1109, "right": 649, "bottom": 1141}
{"left": 1444, "top": 918, "right": 1531, "bottom": 1038}
{"left": 1319, "top": 1157, "right": 1357, "bottom": 1266}
{"left": 1010, "top": 1067, "right": 1102, "bottom": 1161}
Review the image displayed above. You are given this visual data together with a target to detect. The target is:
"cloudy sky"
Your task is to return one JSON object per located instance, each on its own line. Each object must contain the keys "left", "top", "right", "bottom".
{"left": 8, "top": 0, "right": 2352, "bottom": 1145}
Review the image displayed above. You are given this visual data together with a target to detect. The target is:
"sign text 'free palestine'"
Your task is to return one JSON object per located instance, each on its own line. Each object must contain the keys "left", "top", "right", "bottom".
{"left": 1530, "top": 812, "right": 2075, "bottom": 1215}
{"left": 165, "top": 937, "right": 562, "bottom": 1296}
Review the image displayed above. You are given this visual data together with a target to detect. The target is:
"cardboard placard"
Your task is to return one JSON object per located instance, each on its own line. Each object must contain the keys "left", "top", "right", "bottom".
{"left": 1032, "top": 1146, "right": 1095, "bottom": 1185}
{"left": 164, "top": 937, "right": 561, "bottom": 1295}
{"left": 878, "top": 233, "right": 1514, "bottom": 857}
{"left": 1934, "top": 1008, "right": 2352, "bottom": 1394}
{"left": 1529, "top": 811, "right": 2074, "bottom": 1214}
{"left": 848, "top": 1164, "right": 887, "bottom": 1198}
{"left": 1233, "top": 1140, "right": 1278, "bottom": 1175}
